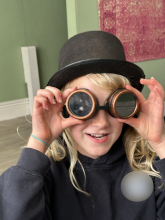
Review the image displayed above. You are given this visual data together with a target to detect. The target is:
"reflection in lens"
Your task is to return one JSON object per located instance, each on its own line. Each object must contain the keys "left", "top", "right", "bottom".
{"left": 116, "top": 93, "right": 136, "bottom": 117}
{"left": 68, "top": 92, "right": 93, "bottom": 117}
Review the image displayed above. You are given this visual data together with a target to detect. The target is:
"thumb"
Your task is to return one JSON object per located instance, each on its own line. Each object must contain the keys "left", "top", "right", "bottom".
{"left": 118, "top": 117, "right": 139, "bottom": 130}
{"left": 62, "top": 117, "right": 84, "bottom": 130}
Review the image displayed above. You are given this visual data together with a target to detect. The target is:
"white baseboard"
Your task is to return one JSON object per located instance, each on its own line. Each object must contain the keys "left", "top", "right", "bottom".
{"left": 0, "top": 98, "right": 30, "bottom": 121}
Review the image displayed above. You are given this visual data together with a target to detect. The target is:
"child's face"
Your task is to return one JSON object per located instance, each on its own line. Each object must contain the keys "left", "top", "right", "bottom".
{"left": 68, "top": 76, "right": 124, "bottom": 159}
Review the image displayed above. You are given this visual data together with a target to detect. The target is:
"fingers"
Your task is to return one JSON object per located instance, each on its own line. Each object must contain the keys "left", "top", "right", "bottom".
{"left": 150, "top": 86, "right": 164, "bottom": 113}
{"left": 36, "top": 86, "right": 77, "bottom": 108}
{"left": 140, "top": 77, "right": 165, "bottom": 98}
{"left": 39, "top": 86, "right": 62, "bottom": 104}
{"left": 44, "top": 86, "right": 77, "bottom": 104}
{"left": 126, "top": 77, "right": 165, "bottom": 106}
{"left": 34, "top": 95, "right": 51, "bottom": 110}
{"left": 33, "top": 86, "right": 85, "bottom": 133}
{"left": 34, "top": 86, "right": 80, "bottom": 121}
{"left": 141, "top": 77, "right": 164, "bottom": 107}
{"left": 119, "top": 77, "right": 165, "bottom": 131}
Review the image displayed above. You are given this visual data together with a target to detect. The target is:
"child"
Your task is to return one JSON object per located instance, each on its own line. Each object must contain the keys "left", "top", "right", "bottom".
{"left": 0, "top": 31, "right": 165, "bottom": 220}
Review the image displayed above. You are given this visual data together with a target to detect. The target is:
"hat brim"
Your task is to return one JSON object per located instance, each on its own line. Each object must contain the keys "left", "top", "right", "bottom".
{"left": 47, "top": 59, "right": 145, "bottom": 91}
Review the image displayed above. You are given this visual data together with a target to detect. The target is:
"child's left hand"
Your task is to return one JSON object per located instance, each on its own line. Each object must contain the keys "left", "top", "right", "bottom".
{"left": 118, "top": 77, "right": 165, "bottom": 158}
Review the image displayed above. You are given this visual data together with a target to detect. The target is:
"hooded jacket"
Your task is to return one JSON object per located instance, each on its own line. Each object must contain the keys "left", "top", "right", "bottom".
{"left": 0, "top": 137, "right": 165, "bottom": 220}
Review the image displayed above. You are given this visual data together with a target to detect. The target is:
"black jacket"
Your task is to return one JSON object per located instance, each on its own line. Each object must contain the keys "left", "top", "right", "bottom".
{"left": 0, "top": 137, "right": 165, "bottom": 220}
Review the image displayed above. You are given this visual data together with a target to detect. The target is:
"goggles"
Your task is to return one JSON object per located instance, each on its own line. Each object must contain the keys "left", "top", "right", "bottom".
{"left": 62, "top": 88, "right": 139, "bottom": 120}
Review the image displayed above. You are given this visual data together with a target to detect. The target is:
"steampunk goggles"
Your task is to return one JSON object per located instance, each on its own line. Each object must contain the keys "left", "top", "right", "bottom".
{"left": 62, "top": 88, "right": 139, "bottom": 120}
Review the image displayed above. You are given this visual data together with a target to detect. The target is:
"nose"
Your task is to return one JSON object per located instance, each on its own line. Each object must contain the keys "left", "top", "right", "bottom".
{"left": 90, "top": 110, "right": 110, "bottom": 128}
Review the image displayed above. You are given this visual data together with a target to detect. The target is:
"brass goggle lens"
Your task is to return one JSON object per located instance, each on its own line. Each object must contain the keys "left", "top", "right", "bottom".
{"left": 68, "top": 92, "right": 93, "bottom": 117}
{"left": 107, "top": 89, "right": 139, "bottom": 118}
{"left": 116, "top": 93, "right": 136, "bottom": 117}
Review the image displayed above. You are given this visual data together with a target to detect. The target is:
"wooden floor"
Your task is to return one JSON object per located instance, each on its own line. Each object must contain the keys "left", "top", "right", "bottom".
{"left": 0, "top": 116, "right": 32, "bottom": 175}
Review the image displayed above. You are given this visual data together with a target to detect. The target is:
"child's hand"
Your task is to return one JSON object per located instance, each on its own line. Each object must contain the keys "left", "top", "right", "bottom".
{"left": 30, "top": 86, "right": 84, "bottom": 145}
{"left": 118, "top": 77, "right": 165, "bottom": 157}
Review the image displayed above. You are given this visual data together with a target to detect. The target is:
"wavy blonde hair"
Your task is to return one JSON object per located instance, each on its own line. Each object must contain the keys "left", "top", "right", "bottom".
{"left": 46, "top": 73, "right": 163, "bottom": 198}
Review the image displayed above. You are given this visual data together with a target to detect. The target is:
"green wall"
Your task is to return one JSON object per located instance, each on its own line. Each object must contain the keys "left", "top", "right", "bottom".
{"left": 66, "top": 0, "right": 99, "bottom": 38}
{"left": 66, "top": 0, "right": 165, "bottom": 99}
{"left": 1, "top": 0, "right": 164, "bottom": 103}
{"left": 0, "top": 0, "right": 68, "bottom": 102}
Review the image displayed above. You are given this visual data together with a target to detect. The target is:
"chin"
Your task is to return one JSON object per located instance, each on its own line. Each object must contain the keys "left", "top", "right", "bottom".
{"left": 83, "top": 146, "right": 111, "bottom": 159}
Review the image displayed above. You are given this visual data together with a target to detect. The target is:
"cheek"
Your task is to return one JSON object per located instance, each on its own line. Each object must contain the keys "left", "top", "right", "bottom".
{"left": 113, "top": 120, "right": 124, "bottom": 134}
{"left": 69, "top": 123, "right": 87, "bottom": 139}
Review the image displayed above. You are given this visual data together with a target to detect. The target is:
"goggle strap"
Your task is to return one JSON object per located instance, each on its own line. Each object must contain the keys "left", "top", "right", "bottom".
{"left": 62, "top": 105, "right": 70, "bottom": 118}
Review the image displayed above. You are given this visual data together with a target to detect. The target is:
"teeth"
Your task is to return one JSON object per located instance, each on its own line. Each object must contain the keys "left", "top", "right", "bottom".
{"left": 90, "top": 134, "right": 106, "bottom": 137}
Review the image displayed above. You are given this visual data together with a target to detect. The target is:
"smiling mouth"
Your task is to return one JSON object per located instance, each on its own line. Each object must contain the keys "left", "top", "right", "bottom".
{"left": 86, "top": 133, "right": 108, "bottom": 139}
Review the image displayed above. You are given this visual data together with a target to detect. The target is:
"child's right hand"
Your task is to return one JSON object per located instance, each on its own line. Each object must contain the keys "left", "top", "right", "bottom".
{"left": 28, "top": 86, "right": 84, "bottom": 151}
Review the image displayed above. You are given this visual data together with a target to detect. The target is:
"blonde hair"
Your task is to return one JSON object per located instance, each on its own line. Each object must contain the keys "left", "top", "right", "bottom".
{"left": 46, "top": 73, "right": 164, "bottom": 198}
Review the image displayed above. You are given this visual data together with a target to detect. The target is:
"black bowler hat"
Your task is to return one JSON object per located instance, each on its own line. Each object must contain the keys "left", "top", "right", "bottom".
{"left": 47, "top": 31, "right": 145, "bottom": 91}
